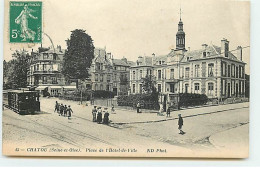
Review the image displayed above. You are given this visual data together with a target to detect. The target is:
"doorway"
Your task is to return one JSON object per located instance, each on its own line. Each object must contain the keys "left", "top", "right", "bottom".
{"left": 170, "top": 84, "right": 175, "bottom": 93}
{"left": 236, "top": 83, "right": 238, "bottom": 97}
{"left": 228, "top": 83, "right": 231, "bottom": 98}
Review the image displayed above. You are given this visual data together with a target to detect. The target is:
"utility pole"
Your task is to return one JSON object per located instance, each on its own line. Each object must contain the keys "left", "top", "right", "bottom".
{"left": 80, "top": 80, "right": 83, "bottom": 104}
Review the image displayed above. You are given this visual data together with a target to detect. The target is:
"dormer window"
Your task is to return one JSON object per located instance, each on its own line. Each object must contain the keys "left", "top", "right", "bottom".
{"left": 203, "top": 52, "right": 207, "bottom": 58}
{"left": 159, "top": 61, "right": 162, "bottom": 65}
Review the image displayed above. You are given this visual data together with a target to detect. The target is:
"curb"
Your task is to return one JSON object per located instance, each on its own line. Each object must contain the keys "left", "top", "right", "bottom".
{"left": 109, "top": 106, "right": 249, "bottom": 125}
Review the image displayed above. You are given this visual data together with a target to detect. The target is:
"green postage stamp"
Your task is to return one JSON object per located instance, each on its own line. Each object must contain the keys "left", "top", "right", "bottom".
{"left": 9, "top": 1, "right": 42, "bottom": 43}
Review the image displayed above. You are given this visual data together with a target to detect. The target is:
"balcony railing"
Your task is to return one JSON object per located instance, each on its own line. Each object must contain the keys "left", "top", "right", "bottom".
{"left": 33, "top": 70, "right": 60, "bottom": 74}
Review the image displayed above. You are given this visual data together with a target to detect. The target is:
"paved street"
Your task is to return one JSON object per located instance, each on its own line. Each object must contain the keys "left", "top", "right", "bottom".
{"left": 2, "top": 97, "right": 249, "bottom": 158}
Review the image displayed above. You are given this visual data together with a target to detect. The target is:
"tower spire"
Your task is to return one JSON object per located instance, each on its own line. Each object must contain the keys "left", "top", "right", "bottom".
{"left": 179, "top": 7, "right": 182, "bottom": 21}
{"left": 176, "top": 6, "right": 186, "bottom": 51}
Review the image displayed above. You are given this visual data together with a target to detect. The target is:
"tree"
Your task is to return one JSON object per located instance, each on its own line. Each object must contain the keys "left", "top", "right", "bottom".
{"left": 141, "top": 74, "right": 157, "bottom": 94}
{"left": 3, "top": 50, "right": 30, "bottom": 89}
{"left": 12, "top": 50, "right": 30, "bottom": 89}
{"left": 62, "top": 29, "right": 95, "bottom": 80}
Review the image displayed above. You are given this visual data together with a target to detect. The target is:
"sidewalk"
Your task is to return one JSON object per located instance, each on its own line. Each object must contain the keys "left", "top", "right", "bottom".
{"left": 40, "top": 97, "right": 249, "bottom": 125}
{"left": 209, "top": 123, "right": 249, "bottom": 157}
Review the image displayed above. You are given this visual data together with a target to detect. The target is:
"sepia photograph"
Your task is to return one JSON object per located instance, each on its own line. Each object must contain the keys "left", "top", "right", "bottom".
{"left": 2, "top": 0, "right": 250, "bottom": 158}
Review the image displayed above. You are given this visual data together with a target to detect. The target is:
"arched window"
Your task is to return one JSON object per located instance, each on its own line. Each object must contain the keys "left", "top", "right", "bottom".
{"left": 95, "top": 84, "right": 98, "bottom": 90}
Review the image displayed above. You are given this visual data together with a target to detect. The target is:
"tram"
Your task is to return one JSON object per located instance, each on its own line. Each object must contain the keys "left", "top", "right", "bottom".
{"left": 3, "top": 90, "right": 40, "bottom": 115}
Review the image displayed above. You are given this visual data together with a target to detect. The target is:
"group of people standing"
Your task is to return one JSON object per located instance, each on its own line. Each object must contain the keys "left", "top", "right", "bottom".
{"left": 92, "top": 106, "right": 110, "bottom": 125}
{"left": 54, "top": 101, "right": 73, "bottom": 119}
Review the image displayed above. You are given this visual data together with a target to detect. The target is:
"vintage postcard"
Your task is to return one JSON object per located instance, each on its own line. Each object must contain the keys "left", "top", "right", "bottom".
{"left": 2, "top": 0, "right": 250, "bottom": 158}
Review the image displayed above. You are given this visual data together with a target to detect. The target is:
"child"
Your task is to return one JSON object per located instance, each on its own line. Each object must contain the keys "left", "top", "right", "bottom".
{"left": 111, "top": 104, "right": 115, "bottom": 114}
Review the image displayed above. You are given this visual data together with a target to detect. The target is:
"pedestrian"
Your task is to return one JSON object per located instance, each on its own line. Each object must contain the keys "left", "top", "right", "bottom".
{"left": 111, "top": 104, "right": 115, "bottom": 114}
{"left": 59, "top": 104, "right": 64, "bottom": 116}
{"left": 67, "top": 105, "right": 73, "bottom": 120}
{"left": 57, "top": 103, "right": 60, "bottom": 115}
{"left": 97, "top": 107, "right": 102, "bottom": 124}
{"left": 178, "top": 114, "right": 184, "bottom": 134}
{"left": 137, "top": 102, "right": 141, "bottom": 113}
{"left": 92, "top": 106, "right": 97, "bottom": 122}
{"left": 64, "top": 105, "right": 67, "bottom": 117}
{"left": 54, "top": 101, "right": 59, "bottom": 112}
{"left": 103, "top": 107, "right": 109, "bottom": 125}
{"left": 166, "top": 107, "right": 171, "bottom": 117}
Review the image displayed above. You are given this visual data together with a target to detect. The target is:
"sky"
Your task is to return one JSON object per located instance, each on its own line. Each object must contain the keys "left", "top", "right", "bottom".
{"left": 4, "top": 0, "right": 250, "bottom": 73}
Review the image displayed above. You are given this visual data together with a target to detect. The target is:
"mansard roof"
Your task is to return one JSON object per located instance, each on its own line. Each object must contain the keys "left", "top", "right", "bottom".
{"left": 181, "top": 44, "right": 243, "bottom": 63}
{"left": 112, "top": 58, "right": 134, "bottom": 67}
{"left": 40, "top": 48, "right": 65, "bottom": 54}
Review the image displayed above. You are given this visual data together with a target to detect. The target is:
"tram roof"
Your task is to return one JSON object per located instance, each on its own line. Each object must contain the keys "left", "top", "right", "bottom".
{"left": 7, "top": 90, "right": 38, "bottom": 94}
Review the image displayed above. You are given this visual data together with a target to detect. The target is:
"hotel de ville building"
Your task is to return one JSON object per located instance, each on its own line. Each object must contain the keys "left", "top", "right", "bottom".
{"left": 129, "top": 15, "right": 246, "bottom": 106}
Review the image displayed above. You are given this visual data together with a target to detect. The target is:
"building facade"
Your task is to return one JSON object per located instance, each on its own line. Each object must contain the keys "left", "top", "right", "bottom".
{"left": 129, "top": 17, "right": 246, "bottom": 104}
{"left": 27, "top": 46, "right": 76, "bottom": 96}
{"left": 89, "top": 48, "right": 134, "bottom": 96}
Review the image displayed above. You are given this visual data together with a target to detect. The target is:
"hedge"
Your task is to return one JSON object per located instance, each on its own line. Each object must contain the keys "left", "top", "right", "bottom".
{"left": 117, "top": 93, "right": 159, "bottom": 110}
{"left": 93, "top": 90, "right": 115, "bottom": 99}
{"left": 179, "top": 93, "right": 208, "bottom": 107}
{"left": 61, "top": 90, "right": 115, "bottom": 100}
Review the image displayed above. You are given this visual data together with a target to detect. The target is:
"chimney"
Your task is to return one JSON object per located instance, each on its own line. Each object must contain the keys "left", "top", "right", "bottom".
{"left": 202, "top": 44, "right": 208, "bottom": 49}
{"left": 152, "top": 53, "right": 155, "bottom": 66}
{"left": 237, "top": 46, "right": 242, "bottom": 61}
{"left": 57, "top": 45, "right": 61, "bottom": 52}
{"left": 122, "top": 56, "right": 127, "bottom": 63}
{"left": 138, "top": 56, "right": 143, "bottom": 65}
{"left": 107, "top": 52, "right": 111, "bottom": 59}
{"left": 221, "top": 38, "right": 229, "bottom": 57}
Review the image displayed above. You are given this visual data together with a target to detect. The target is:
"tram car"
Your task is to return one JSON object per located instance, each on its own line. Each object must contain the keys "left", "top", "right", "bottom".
{"left": 3, "top": 90, "right": 40, "bottom": 115}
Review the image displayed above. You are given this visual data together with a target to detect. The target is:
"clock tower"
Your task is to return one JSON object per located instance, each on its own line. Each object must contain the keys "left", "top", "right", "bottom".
{"left": 176, "top": 8, "right": 186, "bottom": 51}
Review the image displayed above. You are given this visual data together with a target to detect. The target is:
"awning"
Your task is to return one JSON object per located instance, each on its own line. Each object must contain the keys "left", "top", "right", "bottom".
{"left": 63, "top": 86, "right": 77, "bottom": 90}
{"left": 35, "top": 86, "right": 48, "bottom": 90}
{"left": 49, "top": 86, "right": 63, "bottom": 89}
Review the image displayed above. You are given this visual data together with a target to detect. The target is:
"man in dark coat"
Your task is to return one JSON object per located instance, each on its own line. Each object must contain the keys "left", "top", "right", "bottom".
{"left": 178, "top": 114, "right": 184, "bottom": 134}
{"left": 54, "top": 101, "right": 59, "bottom": 113}
{"left": 59, "top": 104, "right": 64, "bottom": 116}
{"left": 63, "top": 105, "right": 68, "bottom": 117}
{"left": 137, "top": 102, "right": 141, "bottom": 113}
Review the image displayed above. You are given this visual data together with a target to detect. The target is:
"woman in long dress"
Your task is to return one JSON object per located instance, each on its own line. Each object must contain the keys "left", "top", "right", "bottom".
{"left": 103, "top": 108, "right": 109, "bottom": 125}
{"left": 15, "top": 4, "right": 38, "bottom": 41}
{"left": 97, "top": 107, "right": 102, "bottom": 124}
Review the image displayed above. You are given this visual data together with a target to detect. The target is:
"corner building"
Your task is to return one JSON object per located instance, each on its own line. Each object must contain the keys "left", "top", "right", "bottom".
{"left": 129, "top": 17, "right": 246, "bottom": 104}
